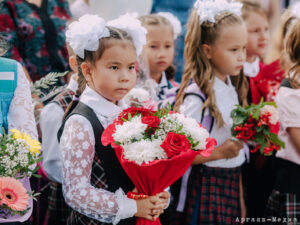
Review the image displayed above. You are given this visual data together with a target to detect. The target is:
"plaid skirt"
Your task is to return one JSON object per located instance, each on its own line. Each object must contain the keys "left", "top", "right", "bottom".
{"left": 179, "top": 165, "right": 241, "bottom": 225}
{"left": 265, "top": 190, "right": 300, "bottom": 225}
{"left": 47, "top": 182, "right": 72, "bottom": 225}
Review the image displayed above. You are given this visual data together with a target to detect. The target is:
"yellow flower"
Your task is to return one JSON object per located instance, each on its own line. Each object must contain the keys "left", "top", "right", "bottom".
{"left": 10, "top": 129, "right": 23, "bottom": 140}
{"left": 10, "top": 129, "right": 41, "bottom": 156}
{"left": 23, "top": 134, "right": 41, "bottom": 156}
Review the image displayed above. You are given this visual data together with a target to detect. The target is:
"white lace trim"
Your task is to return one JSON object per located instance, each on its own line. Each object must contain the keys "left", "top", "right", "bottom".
{"left": 113, "top": 188, "right": 137, "bottom": 225}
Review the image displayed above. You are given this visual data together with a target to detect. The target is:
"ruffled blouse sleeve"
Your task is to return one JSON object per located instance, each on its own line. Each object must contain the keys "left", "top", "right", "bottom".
{"left": 7, "top": 63, "right": 37, "bottom": 139}
{"left": 276, "top": 87, "right": 300, "bottom": 131}
{"left": 60, "top": 115, "right": 137, "bottom": 224}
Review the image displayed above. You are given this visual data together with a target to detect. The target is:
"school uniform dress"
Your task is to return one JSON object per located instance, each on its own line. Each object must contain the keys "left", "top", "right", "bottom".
{"left": 0, "top": 58, "right": 38, "bottom": 224}
{"left": 265, "top": 83, "right": 300, "bottom": 223}
{"left": 59, "top": 86, "right": 136, "bottom": 225}
{"left": 40, "top": 75, "right": 78, "bottom": 224}
{"left": 179, "top": 76, "right": 246, "bottom": 225}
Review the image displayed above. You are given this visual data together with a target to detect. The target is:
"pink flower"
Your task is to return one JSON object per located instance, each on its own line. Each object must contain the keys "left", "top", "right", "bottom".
{"left": 0, "top": 177, "right": 29, "bottom": 211}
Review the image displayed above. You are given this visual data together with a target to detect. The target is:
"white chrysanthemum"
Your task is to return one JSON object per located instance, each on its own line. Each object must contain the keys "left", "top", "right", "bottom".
{"left": 113, "top": 116, "right": 147, "bottom": 144}
{"left": 123, "top": 139, "right": 167, "bottom": 165}
{"left": 108, "top": 13, "right": 147, "bottom": 56}
{"left": 260, "top": 105, "right": 279, "bottom": 125}
{"left": 160, "top": 113, "right": 209, "bottom": 150}
{"left": 158, "top": 12, "right": 182, "bottom": 39}
{"left": 66, "top": 14, "right": 110, "bottom": 59}
{"left": 124, "top": 88, "right": 150, "bottom": 104}
{"left": 194, "top": 0, "right": 243, "bottom": 25}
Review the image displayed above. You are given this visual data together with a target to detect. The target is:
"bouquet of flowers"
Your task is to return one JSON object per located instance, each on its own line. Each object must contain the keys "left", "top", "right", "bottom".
{"left": 102, "top": 107, "right": 216, "bottom": 225}
{"left": 0, "top": 129, "right": 41, "bottom": 220}
{"left": 231, "top": 100, "right": 285, "bottom": 156}
{"left": 123, "top": 88, "right": 158, "bottom": 111}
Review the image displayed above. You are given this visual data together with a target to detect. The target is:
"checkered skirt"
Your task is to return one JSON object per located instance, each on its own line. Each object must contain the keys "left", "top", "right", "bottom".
{"left": 47, "top": 182, "right": 72, "bottom": 225}
{"left": 182, "top": 165, "right": 241, "bottom": 225}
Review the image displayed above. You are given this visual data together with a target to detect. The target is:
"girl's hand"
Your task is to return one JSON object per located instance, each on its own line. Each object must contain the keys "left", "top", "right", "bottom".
{"left": 218, "top": 139, "right": 243, "bottom": 159}
{"left": 134, "top": 195, "right": 164, "bottom": 221}
{"left": 156, "top": 191, "right": 170, "bottom": 209}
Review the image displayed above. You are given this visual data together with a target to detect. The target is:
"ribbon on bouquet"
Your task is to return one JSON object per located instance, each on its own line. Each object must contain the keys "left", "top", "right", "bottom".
{"left": 127, "top": 191, "right": 148, "bottom": 200}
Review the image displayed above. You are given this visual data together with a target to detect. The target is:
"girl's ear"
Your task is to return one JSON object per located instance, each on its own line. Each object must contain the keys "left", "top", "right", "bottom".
{"left": 202, "top": 44, "right": 213, "bottom": 59}
{"left": 81, "top": 62, "right": 92, "bottom": 82}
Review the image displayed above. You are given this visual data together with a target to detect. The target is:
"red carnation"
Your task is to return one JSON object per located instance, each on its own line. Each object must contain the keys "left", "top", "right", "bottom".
{"left": 161, "top": 132, "right": 191, "bottom": 158}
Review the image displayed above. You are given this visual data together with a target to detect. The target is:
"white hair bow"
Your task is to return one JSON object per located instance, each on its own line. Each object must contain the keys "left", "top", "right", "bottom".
{"left": 108, "top": 13, "right": 147, "bottom": 56}
{"left": 66, "top": 14, "right": 110, "bottom": 59}
{"left": 158, "top": 12, "right": 182, "bottom": 39}
{"left": 194, "top": 0, "right": 243, "bottom": 25}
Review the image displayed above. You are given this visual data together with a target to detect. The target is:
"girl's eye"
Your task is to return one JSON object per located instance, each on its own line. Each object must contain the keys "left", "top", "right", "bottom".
{"left": 110, "top": 66, "right": 118, "bottom": 70}
{"left": 165, "top": 45, "right": 172, "bottom": 49}
{"left": 231, "top": 48, "right": 238, "bottom": 52}
{"left": 150, "top": 45, "right": 157, "bottom": 49}
{"left": 129, "top": 66, "right": 135, "bottom": 70}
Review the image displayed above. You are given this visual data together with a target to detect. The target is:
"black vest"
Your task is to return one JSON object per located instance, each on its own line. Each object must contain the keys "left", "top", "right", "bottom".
{"left": 58, "top": 102, "right": 135, "bottom": 225}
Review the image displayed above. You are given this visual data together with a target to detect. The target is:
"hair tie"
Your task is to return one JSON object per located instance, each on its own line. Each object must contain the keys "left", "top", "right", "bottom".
{"left": 194, "top": 0, "right": 243, "bottom": 25}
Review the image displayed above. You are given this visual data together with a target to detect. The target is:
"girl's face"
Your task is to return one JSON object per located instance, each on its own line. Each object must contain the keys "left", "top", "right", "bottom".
{"left": 143, "top": 25, "right": 174, "bottom": 81}
{"left": 84, "top": 40, "right": 137, "bottom": 104}
{"left": 205, "top": 23, "right": 247, "bottom": 81}
{"left": 245, "top": 12, "right": 269, "bottom": 60}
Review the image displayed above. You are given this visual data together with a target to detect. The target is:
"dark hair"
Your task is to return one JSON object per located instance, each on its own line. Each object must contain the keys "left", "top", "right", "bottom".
{"left": 139, "top": 14, "right": 176, "bottom": 80}
{"left": 63, "top": 27, "right": 134, "bottom": 120}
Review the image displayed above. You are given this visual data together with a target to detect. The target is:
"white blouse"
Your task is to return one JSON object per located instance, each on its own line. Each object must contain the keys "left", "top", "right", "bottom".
{"left": 243, "top": 57, "right": 260, "bottom": 78}
{"left": 180, "top": 77, "right": 246, "bottom": 168}
{"left": 275, "top": 87, "right": 300, "bottom": 165}
{"left": 59, "top": 86, "right": 137, "bottom": 224}
{"left": 41, "top": 75, "right": 78, "bottom": 183}
{"left": 8, "top": 63, "right": 38, "bottom": 139}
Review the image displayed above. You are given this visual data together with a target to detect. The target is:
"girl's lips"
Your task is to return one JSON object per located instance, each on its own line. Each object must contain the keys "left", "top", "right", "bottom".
{"left": 258, "top": 43, "right": 267, "bottom": 49}
{"left": 157, "top": 61, "right": 167, "bottom": 66}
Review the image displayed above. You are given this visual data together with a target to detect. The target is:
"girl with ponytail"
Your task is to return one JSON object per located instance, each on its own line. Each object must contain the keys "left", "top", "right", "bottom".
{"left": 171, "top": 1, "right": 248, "bottom": 224}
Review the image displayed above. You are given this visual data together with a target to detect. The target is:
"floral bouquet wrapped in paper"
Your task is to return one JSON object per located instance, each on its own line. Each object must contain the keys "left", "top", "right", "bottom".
{"left": 102, "top": 107, "right": 216, "bottom": 225}
{"left": 0, "top": 129, "right": 41, "bottom": 221}
{"left": 231, "top": 100, "right": 285, "bottom": 156}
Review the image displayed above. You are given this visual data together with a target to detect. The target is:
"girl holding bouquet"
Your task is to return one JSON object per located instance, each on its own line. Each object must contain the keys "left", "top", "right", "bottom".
{"left": 265, "top": 17, "right": 300, "bottom": 224}
{"left": 0, "top": 38, "right": 38, "bottom": 223}
{"left": 173, "top": 1, "right": 248, "bottom": 224}
{"left": 58, "top": 15, "right": 169, "bottom": 225}
{"left": 139, "top": 13, "right": 181, "bottom": 100}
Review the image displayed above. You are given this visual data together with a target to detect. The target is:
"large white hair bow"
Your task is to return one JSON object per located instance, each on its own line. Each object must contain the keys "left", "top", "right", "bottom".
{"left": 66, "top": 14, "right": 110, "bottom": 59}
{"left": 194, "top": 0, "right": 243, "bottom": 25}
{"left": 108, "top": 13, "right": 147, "bottom": 56}
{"left": 158, "top": 12, "right": 182, "bottom": 39}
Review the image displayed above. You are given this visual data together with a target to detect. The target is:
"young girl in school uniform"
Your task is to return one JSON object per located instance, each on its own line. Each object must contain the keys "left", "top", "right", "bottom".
{"left": 239, "top": 0, "right": 270, "bottom": 103}
{"left": 265, "top": 18, "right": 300, "bottom": 224}
{"left": 172, "top": 1, "right": 248, "bottom": 224}
{"left": 139, "top": 13, "right": 181, "bottom": 100}
{"left": 58, "top": 15, "right": 169, "bottom": 225}
{"left": 0, "top": 39, "right": 38, "bottom": 224}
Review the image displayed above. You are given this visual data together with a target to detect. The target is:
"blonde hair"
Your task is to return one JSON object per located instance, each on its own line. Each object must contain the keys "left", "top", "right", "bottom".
{"left": 0, "top": 37, "right": 8, "bottom": 57}
{"left": 238, "top": 0, "right": 267, "bottom": 20}
{"left": 285, "top": 19, "right": 300, "bottom": 89}
{"left": 63, "top": 27, "right": 134, "bottom": 120}
{"left": 139, "top": 14, "right": 176, "bottom": 80}
{"left": 174, "top": 10, "right": 247, "bottom": 127}
{"left": 266, "top": 9, "right": 295, "bottom": 70}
